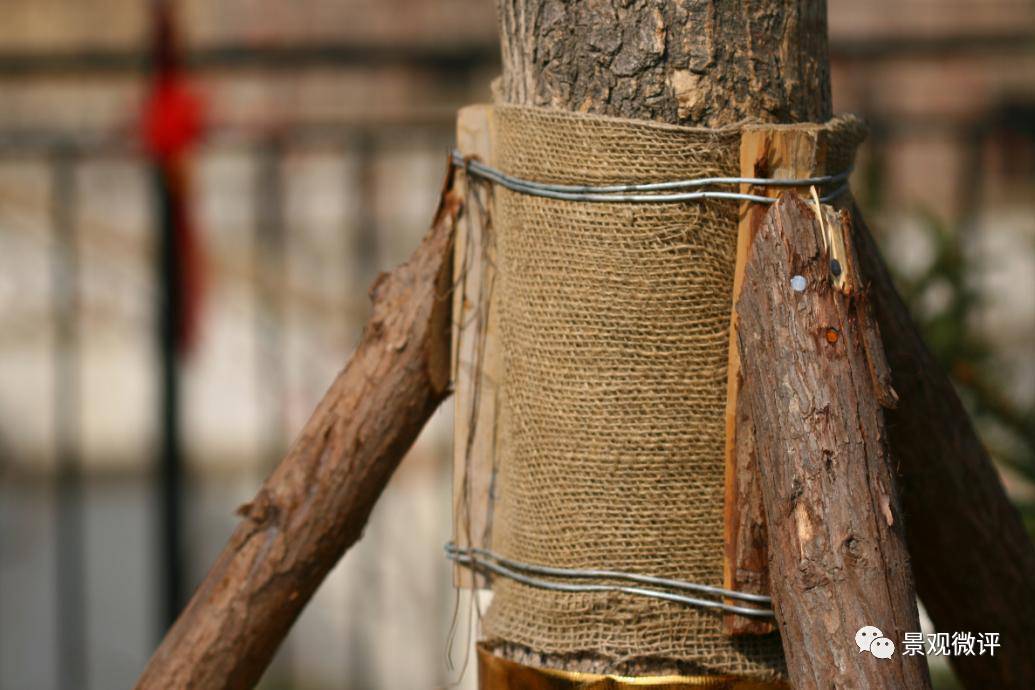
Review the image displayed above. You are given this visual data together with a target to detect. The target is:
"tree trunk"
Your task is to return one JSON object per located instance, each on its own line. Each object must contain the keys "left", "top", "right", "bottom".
{"left": 497, "top": 0, "right": 831, "bottom": 127}
{"left": 134, "top": 166, "right": 459, "bottom": 690}
{"left": 738, "top": 194, "right": 930, "bottom": 689}
{"left": 496, "top": 1, "right": 1035, "bottom": 687}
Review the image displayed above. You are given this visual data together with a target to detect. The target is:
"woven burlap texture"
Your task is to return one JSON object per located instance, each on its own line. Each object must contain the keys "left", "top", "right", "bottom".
{"left": 482, "top": 103, "right": 863, "bottom": 681}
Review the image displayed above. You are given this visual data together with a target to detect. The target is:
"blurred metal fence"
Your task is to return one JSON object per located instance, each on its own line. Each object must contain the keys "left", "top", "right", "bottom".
{"left": 0, "top": 105, "right": 473, "bottom": 689}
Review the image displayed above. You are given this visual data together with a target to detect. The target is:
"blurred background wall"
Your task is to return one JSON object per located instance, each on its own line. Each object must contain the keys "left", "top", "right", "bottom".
{"left": 0, "top": 2, "right": 1031, "bottom": 689}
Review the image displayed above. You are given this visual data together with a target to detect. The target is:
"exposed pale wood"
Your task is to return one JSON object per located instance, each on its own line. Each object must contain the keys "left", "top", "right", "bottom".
{"left": 724, "top": 122, "right": 842, "bottom": 635}
{"left": 134, "top": 167, "right": 460, "bottom": 690}
{"left": 452, "top": 104, "right": 501, "bottom": 588}
{"left": 738, "top": 194, "right": 930, "bottom": 690}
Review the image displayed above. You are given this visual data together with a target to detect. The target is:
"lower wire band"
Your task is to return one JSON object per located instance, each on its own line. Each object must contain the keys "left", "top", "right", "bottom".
{"left": 446, "top": 543, "right": 775, "bottom": 619}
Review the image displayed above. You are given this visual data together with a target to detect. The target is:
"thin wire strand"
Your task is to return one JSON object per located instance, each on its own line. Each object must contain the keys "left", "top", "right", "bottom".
{"left": 447, "top": 543, "right": 771, "bottom": 604}
{"left": 448, "top": 550, "right": 774, "bottom": 619}
{"left": 445, "top": 544, "right": 775, "bottom": 618}
{"left": 451, "top": 150, "right": 851, "bottom": 205}
{"left": 453, "top": 151, "right": 852, "bottom": 192}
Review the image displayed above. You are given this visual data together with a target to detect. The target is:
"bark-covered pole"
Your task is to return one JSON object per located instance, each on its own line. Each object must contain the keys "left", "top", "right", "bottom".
{"left": 497, "top": 1, "right": 1035, "bottom": 688}
{"left": 849, "top": 207, "right": 1035, "bottom": 689}
{"left": 134, "top": 168, "right": 459, "bottom": 690}
{"left": 738, "top": 195, "right": 930, "bottom": 689}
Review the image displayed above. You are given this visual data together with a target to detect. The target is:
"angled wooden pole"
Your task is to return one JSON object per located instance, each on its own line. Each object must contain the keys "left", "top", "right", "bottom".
{"left": 738, "top": 194, "right": 930, "bottom": 689}
{"left": 134, "top": 164, "right": 460, "bottom": 690}
{"left": 848, "top": 205, "right": 1035, "bottom": 688}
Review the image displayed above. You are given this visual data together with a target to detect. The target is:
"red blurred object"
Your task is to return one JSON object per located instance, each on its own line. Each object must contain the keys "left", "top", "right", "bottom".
{"left": 141, "top": 2, "right": 207, "bottom": 355}
{"left": 141, "top": 78, "right": 204, "bottom": 162}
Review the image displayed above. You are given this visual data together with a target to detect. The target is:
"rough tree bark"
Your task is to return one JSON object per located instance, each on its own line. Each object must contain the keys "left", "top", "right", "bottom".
{"left": 497, "top": 1, "right": 1035, "bottom": 688}
{"left": 738, "top": 194, "right": 930, "bottom": 689}
{"left": 498, "top": 0, "right": 831, "bottom": 127}
{"left": 134, "top": 167, "right": 459, "bottom": 690}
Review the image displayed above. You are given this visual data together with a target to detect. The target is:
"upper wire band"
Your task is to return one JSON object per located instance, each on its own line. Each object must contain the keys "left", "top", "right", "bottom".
{"left": 451, "top": 149, "right": 851, "bottom": 205}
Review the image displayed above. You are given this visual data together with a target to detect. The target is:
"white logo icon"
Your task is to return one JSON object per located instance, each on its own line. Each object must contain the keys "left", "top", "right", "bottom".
{"left": 870, "top": 637, "right": 896, "bottom": 659}
{"left": 855, "top": 626, "right": 883, "bottom": 652}
{"left": 856, "top": 626, "right": 896, "bottom": 658}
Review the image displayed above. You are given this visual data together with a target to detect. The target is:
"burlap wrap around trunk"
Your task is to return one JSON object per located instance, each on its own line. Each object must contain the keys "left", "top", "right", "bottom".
{"left": 482, "top": 105, "right": 786, "bottom": 679}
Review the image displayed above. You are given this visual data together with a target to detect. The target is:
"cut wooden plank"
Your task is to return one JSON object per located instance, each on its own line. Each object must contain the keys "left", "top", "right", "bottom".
{"left": 451, "top": 104, "right": 500, "bottom": 588}
{"left": 738, "top": 193, "right": 930, "bottom": 689}
{"left": 723, "top": 122, "right": 844, "bottom": 635}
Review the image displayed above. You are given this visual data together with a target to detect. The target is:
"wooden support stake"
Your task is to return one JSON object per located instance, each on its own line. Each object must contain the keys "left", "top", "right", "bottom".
{"left": 134, "top": 166, "right": 460, "bottom": 690}
{"left": 738, "top": 194, "right": 931, "bottom": 689}
{"left": 724, "top": 122, "right": 844, "bottom": 635}
{"left": 724, "top": 120, "right": 1035, "bottom": 684}
{"left": 848, "top": 206, "right": 1035, "bottom": 689}
{"left": 451, "top": 104, "right": 501, "bottom": 587}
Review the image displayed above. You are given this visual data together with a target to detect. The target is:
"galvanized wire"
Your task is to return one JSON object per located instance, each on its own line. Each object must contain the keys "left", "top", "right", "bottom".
{"left": 445, "top": 543, "right": 775, "bottom": 619}
{"left": 451, "top": 150, "right": 851, "bottom": 205}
